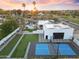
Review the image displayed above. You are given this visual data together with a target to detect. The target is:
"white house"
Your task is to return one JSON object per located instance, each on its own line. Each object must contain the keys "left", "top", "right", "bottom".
{"left": 37, "top": 20, "right": 54, "bottom": 29}
{"left": 43, "top": 23, "right": 74, "bottom": 40}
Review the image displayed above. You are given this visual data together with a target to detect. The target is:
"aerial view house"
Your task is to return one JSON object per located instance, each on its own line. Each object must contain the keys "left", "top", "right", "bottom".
{"left": 0, "top": 0, "right": 79, "bottom": 59}
{"left": 28, "top": 22, "right": 79, "bottom": 59}
{"left": 43, "top": 23, "right": 74, "bottom": 40}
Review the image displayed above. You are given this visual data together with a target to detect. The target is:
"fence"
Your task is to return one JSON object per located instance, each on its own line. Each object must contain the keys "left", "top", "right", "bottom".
{"left": 0, "top": 27, "right": 20, "bottom": 51}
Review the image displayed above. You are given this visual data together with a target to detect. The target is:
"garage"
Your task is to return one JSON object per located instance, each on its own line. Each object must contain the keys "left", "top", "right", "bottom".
{"left": 53, "top": 33, "right": 64, "bottom": 39}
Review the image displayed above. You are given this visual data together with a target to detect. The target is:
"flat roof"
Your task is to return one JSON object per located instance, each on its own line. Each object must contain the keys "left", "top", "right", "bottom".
{"left": 44, "top": 23, "right": 72, "bottom": 29}
{"left": 38, "top": 20, "right": 50, "bottom": 25}
{"left": 38, "top": 20, "right": 54, "bottom": 25}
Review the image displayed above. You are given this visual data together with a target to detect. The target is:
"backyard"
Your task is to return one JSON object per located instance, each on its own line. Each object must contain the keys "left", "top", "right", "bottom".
{"left": 0, "top": 35, "right": 21, "bottom": 57}
{"left": 11, "top": 34, "right": 38, "bottom": 58}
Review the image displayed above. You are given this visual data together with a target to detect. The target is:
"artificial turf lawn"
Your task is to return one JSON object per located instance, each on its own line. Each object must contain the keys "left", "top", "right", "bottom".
{"left": 11, "top": 34, "right": 38, "bottom": 58}
{"left": 0, "top": 35, "right": 21, "bottom": 57}
{"left": 25, "top": 28, "right": 36, "bottom": 32}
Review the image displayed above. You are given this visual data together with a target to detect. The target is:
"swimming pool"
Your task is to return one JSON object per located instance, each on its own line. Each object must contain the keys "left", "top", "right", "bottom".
{"left": 35, "top": 43, "right": 76, "bottom": 56}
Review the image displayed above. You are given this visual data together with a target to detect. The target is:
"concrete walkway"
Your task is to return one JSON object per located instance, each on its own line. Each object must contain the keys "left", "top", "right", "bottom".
{"left": 39, "top": 34, "right": 44, "bottom": 42}
{"left": 39, "top": 34, "right": 48, "bottom": 42}
{"left": 7, "top": 34, "right": 24, "bottom": 58}
{"left": 74, "top": 34, "right": 79, "bottom": 39}
{"left": 23, "top": 30, "right": 43, "bottom": 34}
{"left": 23, "top": 31, "right": 36, "bottom": 34}
{"left": 24, "top": 42, "right": 31, "bottom": 59}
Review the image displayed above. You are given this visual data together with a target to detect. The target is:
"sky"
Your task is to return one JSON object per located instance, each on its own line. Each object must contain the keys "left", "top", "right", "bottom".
{"left": 0, "top": 0, "right": 79, "bottom": 10}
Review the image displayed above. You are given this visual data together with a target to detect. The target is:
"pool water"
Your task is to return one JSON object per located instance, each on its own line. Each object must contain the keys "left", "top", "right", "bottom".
{"left": 35, "top": 43, "right": 76, "bottom": 56}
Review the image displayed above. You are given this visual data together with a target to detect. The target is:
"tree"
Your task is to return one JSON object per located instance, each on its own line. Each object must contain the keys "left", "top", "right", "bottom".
{"left": 31, "top": 1, "right": 38, "bottom": 19}
{"left": 22, "top": 3, "right": 26, "bottom": 17}
{"left": 22, "top": 3, "right": 26, "bottom": 10}
{"left": 0, "top": 9, "right": 11, "bottom": 15}
{"left": 16, "top": 9, "right": 22, "bottom": 15}
{"left": 0, "top": 19, "right": 19, "bottom": 39}
{"left": 33, "top": 1, "right": 36, "bottom": 9}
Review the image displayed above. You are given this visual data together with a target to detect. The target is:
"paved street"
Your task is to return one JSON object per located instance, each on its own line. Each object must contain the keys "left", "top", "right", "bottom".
{"left": 61, "top": 20, "right": 79, "bottom": 30}
{"left": 61, "top": 20, "right": 79, "bottom": 39}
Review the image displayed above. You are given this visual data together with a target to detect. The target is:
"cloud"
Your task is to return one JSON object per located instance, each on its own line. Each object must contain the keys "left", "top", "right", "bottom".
{"left": 0, "top": 0, "right": 79, "bottom": 10}
{"left": 37, "top": 0, "right": 75, "bottom": 5}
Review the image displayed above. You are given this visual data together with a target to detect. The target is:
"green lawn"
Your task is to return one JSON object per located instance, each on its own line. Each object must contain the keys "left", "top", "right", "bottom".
{"left": 63, "top": 16, "right": 79, "bottom": 24}
{"left": 0, "top": 35, "right": 21, "bottom": 57}
{"left": 25, "top": 28, "right": 36, "bottom": 32}
{"left": 11, "top": 34, "right": 38, "bottom": 58}
{"left": 0, "top": 31, "right": 5, "bottom": 40}
{"left": 54, "top": 15, "right": 79, "bottom": 24}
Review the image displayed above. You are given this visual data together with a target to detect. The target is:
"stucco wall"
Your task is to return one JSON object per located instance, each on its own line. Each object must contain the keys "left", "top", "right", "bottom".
{"left": 44, "top": 28, "right": 74, "bottom": 40}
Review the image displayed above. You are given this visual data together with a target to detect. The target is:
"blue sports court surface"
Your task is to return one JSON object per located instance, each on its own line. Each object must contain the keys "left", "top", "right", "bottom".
{"left": 35, "top": 43, "right": 76, "bottom": 55}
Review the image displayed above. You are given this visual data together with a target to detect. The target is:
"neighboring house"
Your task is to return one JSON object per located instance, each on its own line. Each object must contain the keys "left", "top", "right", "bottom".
{"left": 25, "top": 25, "right": 35, "bottom": 29}
{"left": 0, "top": 15, "right": 6, "bottom": 25}
{"left": 43, "top": 23, "right": 74, "bottom": 40}
{"left": 38, "top": 12, "right": 45, "bottom": 16}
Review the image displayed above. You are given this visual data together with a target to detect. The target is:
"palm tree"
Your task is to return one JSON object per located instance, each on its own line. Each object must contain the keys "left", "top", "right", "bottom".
{"left": 22, "top": 3, "right": 26, "bottom": 17}
{"left": 32, "top": 1, "right": 36, "bottom": 11}
{"left": 32, "top": 1, "right": 38, "bottom": 19}
{"left": 21, "top": 3, "right": 26, "bottom": 30}
{"left": 22, "top": 3, "right": 26, "bottom": 11}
